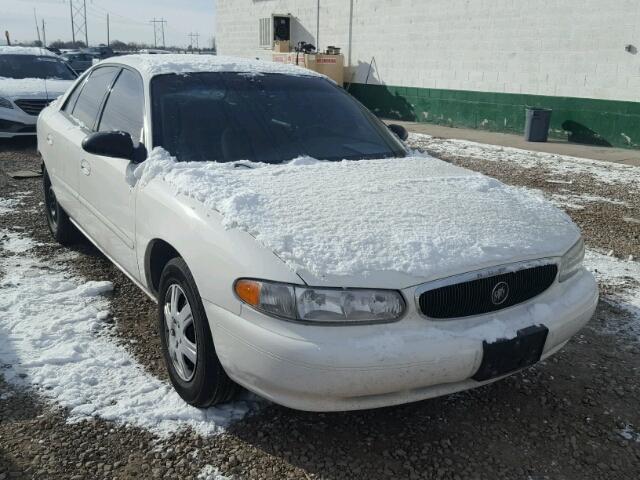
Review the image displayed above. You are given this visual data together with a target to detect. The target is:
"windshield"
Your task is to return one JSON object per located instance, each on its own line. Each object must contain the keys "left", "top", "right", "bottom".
{"left": 0, "top": 55, "right": 77, "bottom": 80}
{"left": 151, "top": 72, "right": 406, "bottom": 163}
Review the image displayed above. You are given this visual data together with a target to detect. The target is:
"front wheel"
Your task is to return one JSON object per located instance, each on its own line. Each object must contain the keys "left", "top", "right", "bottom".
{"left": 158, "top": 257, "right": 237, "bottom": 407}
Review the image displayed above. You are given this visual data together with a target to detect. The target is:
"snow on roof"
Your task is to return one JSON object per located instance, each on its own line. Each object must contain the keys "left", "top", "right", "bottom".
{"left": 112, "top": 54, "right": 324, "bottom": 79}
{"left": 0, "top": 46, "right": 57, "bottom": 57}
{"left": 134, "top": 149, "right": 581, "bottom": 286}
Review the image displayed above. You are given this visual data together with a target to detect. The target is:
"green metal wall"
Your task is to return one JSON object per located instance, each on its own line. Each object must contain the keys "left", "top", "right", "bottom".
{"left": 348, "top": 83, "right": 640, "bottom": 149}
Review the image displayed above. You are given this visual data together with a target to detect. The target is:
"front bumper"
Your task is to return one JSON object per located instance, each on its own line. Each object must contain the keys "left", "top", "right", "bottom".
{"left": 0, "top": 106, "right": 38, "bottom": 138}
{"left": 205, "top": 268, "right": 598, "bottom": 412}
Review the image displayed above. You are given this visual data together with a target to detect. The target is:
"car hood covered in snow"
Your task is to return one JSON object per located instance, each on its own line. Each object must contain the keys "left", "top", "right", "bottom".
{"left": 136, "top": 149, "right": 581, "bottom": 288}
{"left": 0, "top": 77, "right": 74, "bottom": 101}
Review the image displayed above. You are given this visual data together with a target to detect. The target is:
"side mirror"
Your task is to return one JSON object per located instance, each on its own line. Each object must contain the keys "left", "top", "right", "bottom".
{"left": 82, "top": 131, "right": 146, "bottom": 163}
{"left": 387, "top": 124, "right": 409, "bottom": 142}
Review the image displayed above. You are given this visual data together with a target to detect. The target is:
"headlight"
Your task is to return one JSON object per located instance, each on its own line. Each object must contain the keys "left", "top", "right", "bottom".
{"left": 234, "top": 279, "right": 405, "bottom": 324}
{"left": 0, "top": 97, "right": 14, "bottom": 109}
{"left": 558, "top": 237, "right": 585, "bottom": 282}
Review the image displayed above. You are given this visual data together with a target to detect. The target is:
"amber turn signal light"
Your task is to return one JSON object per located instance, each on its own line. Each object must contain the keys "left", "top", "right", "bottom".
{"left": 234, "top": 279, "right": 261, "bottom": 306}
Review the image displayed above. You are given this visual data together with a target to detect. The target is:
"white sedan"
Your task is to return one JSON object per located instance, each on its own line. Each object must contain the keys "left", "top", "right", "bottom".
{"left": 37, "top": 55, "right": 598, "bottom": 412}
{"left": 0, "top": 46, "right": 76, "bottom": 138}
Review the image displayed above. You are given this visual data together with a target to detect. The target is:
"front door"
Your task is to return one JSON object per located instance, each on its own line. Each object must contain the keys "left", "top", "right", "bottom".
{"left": 76, "top": 67, "right": 145, "bottom": 279}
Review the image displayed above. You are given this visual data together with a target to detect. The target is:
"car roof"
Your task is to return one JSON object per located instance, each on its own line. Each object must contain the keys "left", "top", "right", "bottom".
{"left": 0, "top": 46, "right": 58, "bottom": 57}
{"left": 101, "top": 54, "right": 324, "bottom": 81}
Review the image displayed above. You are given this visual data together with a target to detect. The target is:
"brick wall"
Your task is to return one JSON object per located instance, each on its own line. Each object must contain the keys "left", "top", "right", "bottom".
{"left": 216, "top": 0, "right": 640, "bottom": 103}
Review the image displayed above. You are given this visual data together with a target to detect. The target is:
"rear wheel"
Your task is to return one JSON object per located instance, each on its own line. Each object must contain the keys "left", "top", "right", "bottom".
{"left": 43, "top": 167, "right": 78, "bottom": 245}
{"left": 158, "top": 257, "right": 237, "bottom": 407}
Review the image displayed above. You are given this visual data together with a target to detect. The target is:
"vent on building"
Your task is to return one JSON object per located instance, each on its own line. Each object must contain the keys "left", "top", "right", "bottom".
{"left": 259, "top": 17, "right": 272, "bottom": 48}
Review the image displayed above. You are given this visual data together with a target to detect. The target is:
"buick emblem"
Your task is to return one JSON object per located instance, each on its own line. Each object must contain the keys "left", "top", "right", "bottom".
{"left": 491, "top": 282, "right": 510, "bottom": 306}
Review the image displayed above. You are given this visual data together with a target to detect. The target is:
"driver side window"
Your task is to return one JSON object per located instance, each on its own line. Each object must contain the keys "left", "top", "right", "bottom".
{"left": 65, "top": 66, "right": 119, "bottom": 130}
{"left": 97, "top": 69, "right": 145, "bottom": 146}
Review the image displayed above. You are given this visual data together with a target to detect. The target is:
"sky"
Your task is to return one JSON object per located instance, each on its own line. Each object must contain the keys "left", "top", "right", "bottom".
{"left": 2, "top": 0, "right": 216, "bottom": 48}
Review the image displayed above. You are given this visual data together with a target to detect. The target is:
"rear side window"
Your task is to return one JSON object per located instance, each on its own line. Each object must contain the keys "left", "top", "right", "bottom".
{"left": 98, "top": 69, "right": 144, "bottom": 145}
{"left": 63, "top": 80, "right": 85, "bottom": 114}
{"left": 70, "top": 66, "right": 119, "bottom": 129}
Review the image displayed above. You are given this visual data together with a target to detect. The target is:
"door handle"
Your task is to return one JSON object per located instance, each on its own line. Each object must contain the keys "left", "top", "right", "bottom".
{"left": 80, "top": 159, "right": 91, "bottom": 176}
{"left": 46, "top": 134, "right": 54, "bottom": 146}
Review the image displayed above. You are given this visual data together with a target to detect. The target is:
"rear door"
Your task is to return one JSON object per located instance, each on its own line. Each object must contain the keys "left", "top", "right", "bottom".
{"left": 41, "top": 66, "right": 119, "bottom": 221}
{"left": 76, "top": 67, "right": 145, "bottom": 278}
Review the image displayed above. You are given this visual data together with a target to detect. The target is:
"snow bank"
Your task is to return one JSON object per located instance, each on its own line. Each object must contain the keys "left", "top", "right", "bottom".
{"left": 120, "top": 54, "right": 323, "bottom": 79}
{"left": 135, "top": 148, "right": 579, "bottom": 283}
{"left": 409, "top": 133, "right": 640, "bottom": 187}
{"left": 0, "top": 228, "right": 261, "bottom": 436}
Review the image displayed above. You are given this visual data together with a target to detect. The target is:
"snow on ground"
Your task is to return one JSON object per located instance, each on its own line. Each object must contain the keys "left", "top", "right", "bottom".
{"left": 584, "top": 249, "right": 640, "bottom": 339}
{"left": 0, "top": 197, "right": 19, "bottom": 215}
{"left": 620, "top": 425, "right": 640, "bottom": 443}
{"left": 0, "top": 192, "right": 31, "bottom": 215}
{"left": 549, "top": 193, "right": 629, "bottom": 211}
{"left": 198, "top": 465, "right": 234, "bottom": 480}
{"left": 134, "top": 148, "right": 579, "bottom": 284}
{"left": 409, "top": 133, "right": 640, "bottom": 187}
{"left": 0, "top": 224, "right": 260, "bottom": 436}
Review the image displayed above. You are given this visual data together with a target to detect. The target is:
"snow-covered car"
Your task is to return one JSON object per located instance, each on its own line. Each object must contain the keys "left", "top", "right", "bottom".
{"left": 0, "top": 46, "right": 77, "bottom": 138}
{"left": 37, "top": 55, "right": 598, "bottom": 412}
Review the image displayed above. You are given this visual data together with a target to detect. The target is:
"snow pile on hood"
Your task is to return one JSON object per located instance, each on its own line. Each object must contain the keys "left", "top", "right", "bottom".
{"left": 0, "top": 228, "right": 261, "bottom": 436}
{"left": 119, "top": 54, "right": 323, "bottom": 79}
{"left": 0, "top": 77, "right": 73, "bottom": 98}
{"left": 135, "top": 149, "right": 580, "bottom": 284}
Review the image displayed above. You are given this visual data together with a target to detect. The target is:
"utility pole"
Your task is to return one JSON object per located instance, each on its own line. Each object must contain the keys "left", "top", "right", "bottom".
{"left": 33, "top": 8, "right": 41, "bottom": 44}
{"left": 42, "top": 20, "right": 47, "bottom": 47}
{"left": 107, "top": 14, "right": 110, "bottom": 46}
{"left": 150, "top": 18, "right": 168, "bottom": 48}
{"left": 83, "top": 0, "right": 88, "bottom": 46}
{"left": 70, "top": 0, "right": 75, "bottom": 44}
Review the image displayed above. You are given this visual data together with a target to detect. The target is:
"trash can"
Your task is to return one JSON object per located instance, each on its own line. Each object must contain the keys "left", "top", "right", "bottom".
{"left": 524, "top": 108, "right": 552, "bottom": 142}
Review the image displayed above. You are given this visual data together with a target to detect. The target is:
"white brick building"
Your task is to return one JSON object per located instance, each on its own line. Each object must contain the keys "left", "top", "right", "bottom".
{"left": 216, "top": 0, "right": 640, "bottom": 149}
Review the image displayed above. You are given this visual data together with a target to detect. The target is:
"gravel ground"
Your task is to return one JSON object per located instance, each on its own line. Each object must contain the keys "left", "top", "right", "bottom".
{"left": 1, "top": 137, "right": 639, "bottom": 480}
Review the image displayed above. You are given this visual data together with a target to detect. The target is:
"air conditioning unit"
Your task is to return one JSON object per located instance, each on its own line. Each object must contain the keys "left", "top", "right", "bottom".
{"left": 260, "top": 14, "right": 291, "bottom": 49}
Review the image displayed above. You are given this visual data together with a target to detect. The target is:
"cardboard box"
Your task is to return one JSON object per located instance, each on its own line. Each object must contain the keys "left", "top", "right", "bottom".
{"left": 273, "top": 40, "right": 290, "bottom": 53}
{"left": 272, "top": 52, "right": 345, "bottom": 86}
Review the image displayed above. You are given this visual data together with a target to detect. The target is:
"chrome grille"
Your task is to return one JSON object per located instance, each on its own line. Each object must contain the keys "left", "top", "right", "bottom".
{"left": 418, "top": 264, "right": 558, "bottom": 319}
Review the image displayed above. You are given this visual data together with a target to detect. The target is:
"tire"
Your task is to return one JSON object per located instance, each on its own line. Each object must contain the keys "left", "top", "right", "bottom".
{"left": 158, "top": 257, "right": 237, "bottom": 407}
{"left": 43, "top": 167, "right": 78, "bottom": 246}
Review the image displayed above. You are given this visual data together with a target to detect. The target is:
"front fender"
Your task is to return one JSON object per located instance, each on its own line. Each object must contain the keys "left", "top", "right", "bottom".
{"left": 135, "top": 178, "right": 304, "bottom": 314}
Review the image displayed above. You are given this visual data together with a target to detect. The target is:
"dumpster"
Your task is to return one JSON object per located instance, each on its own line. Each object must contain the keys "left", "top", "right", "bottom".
{"left": 524, "top": 108, "right": 552, "bottom": 142}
